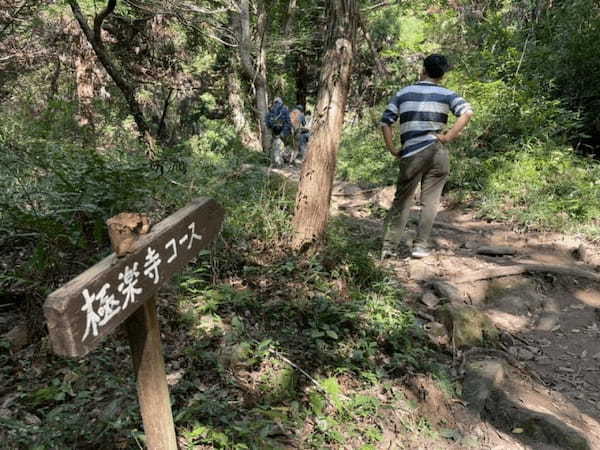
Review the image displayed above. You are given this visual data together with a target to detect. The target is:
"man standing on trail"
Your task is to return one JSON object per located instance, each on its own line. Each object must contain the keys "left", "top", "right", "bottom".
{"left": 380, "top": 54, "right": 473, "bottom": 259}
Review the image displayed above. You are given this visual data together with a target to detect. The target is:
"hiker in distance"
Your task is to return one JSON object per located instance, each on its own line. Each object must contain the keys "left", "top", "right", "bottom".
{"left": 380, "top": 54, "right": 473, "bottom": 259}
{"left": 266, "top": 97, "right": 292, "bottom": 167}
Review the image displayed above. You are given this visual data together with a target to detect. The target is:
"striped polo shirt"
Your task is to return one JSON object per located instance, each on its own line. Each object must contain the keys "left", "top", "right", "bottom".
{"left": 381, "top": 81, "right": 472, "bottom": 158}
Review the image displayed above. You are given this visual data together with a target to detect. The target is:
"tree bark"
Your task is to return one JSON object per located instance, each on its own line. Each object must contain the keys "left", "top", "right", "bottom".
{"left": 235, "top": 0, "right": 272, "bottom": 153}
{"left": 295, "top": 55, "right": 308, "bottom": 108}
{"left": 75, "top": 33, "right": 95, "bottom": 128}
{"left": 68, "top": 0, "right": 152, "bottom": 141}
{"left": 156, "top": 88, "right": 173, "bottom": 141}
{"left": 291, "top": 0, "right": 358, "bottom": 250}
{"left": 284, "top": 0, "right": 298, "bottom": 35}
{"left": 227, "top": 58, "right": 262, "bottom": 151}
{"left": 47, "top": 57, "right": 62, "bottom": 103}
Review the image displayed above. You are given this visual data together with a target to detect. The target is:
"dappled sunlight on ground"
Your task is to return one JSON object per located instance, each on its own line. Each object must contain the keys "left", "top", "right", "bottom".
{"left": 574, "top": 288, "right": 600, "bottom": 308}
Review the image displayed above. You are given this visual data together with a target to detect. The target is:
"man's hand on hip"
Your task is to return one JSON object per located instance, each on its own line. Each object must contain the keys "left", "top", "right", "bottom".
{"left": 436, "top": 133, "right": 451, "bottom": 144}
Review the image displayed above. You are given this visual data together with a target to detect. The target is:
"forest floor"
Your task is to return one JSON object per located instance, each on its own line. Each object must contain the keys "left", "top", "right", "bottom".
{"left": 2, "top": 163, "right": 600, "bottom": 449}
{"left": 279, "top": 165, "right": 600, "bottom": 449}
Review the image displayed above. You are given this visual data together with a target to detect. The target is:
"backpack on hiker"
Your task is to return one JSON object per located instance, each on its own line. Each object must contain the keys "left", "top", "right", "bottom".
{"left": 266, "top": 98, "right": 291, "bottom": 137}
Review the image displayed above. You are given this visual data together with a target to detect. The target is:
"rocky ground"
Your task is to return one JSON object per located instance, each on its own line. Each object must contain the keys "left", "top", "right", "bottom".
{"left": 326, "top": 169, "right": 600, "bottom": 449}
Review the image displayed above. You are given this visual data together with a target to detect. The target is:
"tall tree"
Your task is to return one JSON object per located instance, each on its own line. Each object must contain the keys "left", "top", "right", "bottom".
{"left": 227, "top": 56, "right": 262, "bottom": 151}
{"left": 291, "top": 0, "right": 358, "bottom": 250}
{"left": 68, "top": 0, "right": 152, "bottom": 143}
{"left": 233, "top": 0, "right": 272, "bottom": 152}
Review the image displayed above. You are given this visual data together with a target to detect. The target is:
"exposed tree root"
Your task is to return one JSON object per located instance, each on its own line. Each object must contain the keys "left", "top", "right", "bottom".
{"left": 453, "top": 263, "right": 600, "bottom": 284}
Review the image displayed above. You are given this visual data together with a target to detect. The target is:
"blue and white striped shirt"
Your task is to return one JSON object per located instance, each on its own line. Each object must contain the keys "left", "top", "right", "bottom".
{"left": 381, "top": 81, "right": 472, "bottom": 158}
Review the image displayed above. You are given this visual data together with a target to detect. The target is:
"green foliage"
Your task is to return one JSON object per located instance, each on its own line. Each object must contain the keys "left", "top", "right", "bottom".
{"left": 474, "top": 141, "right": 600, "bottom": 231}
{"left": 337, "top": 110, "right": 397, "bottom": 186}
{"left": 340, "top": 3, "right": 600, "bottom": 237}
{"left": 0, "top": 102, "right": 169, "bottom": 303}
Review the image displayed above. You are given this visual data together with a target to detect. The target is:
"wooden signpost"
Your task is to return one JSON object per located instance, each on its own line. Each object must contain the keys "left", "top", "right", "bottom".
{"left": 44, "top": 198, "right": 225, "bottom": 449}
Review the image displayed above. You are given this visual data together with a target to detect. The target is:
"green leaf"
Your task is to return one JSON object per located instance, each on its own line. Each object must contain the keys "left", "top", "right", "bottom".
{"left": 326, "top": 330, "right": 339, "bottom": 339}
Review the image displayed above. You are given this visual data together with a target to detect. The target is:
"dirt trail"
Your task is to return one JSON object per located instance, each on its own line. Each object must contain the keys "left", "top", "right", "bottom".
{"left": 276, "top": 166, "right": 600, "bottom": 449}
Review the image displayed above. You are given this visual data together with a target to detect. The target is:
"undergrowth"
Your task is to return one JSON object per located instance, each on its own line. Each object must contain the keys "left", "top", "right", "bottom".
{"left": 337, "top": 78, "right": 600, "bottom": 239}
{"left": 1, "top": 119, "right": 461, "bottom": 448}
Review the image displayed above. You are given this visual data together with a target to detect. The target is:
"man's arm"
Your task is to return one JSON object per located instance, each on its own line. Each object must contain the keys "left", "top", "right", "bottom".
{"left": 437, "top": 110, "right": 473, "bottom": 143}
{"left": 381, "top": 123, "right": 401, "bottom": 158}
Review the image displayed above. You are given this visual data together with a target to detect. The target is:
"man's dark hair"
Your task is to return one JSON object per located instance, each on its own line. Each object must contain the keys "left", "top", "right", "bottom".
{"left": 423, "top": 54, "right": 450, "bottom": 79}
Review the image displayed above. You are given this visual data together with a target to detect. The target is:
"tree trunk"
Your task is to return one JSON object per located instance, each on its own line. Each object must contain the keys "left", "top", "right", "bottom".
{"left": 227, "top": 59, "right": 262, "bottom": 151}
{"left": 68, "top": 0, "right": 152, "bottom": 143}
{"left": 284, "top": 0, "right": 298, "bottom": 35}
{"left": 358, "top": 15, "right": 388, "bottom": 79}
{"left": 291, "top": 0, "right": 358, "bottom": 250}
{"left": 47, "top": 57, "right": 62, "bottom": 103}
{"left": 295, "top": 56, "right": 308, "bottom": 109}
{"left": 236, "top": 0, "right": 272, "bottom": 153}
{"left": 75, "top": 34, "right": 95, "bottom": 128}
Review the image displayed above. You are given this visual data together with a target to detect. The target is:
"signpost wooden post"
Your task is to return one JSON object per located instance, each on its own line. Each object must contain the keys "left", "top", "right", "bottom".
{"left": 44, "top": 198, "right": 225, "bottom": 449}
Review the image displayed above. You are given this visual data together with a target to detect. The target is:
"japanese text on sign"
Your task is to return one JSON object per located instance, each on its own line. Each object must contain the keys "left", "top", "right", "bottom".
{"left": 80, "top": 222, "right": 202, "bottom": 342}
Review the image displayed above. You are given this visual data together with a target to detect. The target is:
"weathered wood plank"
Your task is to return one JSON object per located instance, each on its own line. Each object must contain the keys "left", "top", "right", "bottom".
{"left": 126, "top": 297, "right": 177, "bottom": 450}
{"left": 44, "top": 198, "right": 225, "bottom": 357}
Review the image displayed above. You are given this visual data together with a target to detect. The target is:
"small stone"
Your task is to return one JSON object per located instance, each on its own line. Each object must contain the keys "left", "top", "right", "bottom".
{"left": 574, "top": 244, "right": 587, "bottom": 261}
{"left": 537, "top": 338, "right": 552, "bottom": 347}
{"left": 3, "top": 324, "right": 30, "bottom": 351}
{"left": 423, "top": 322, "right": 449, "bottom": 346}
{"left": 23, "top": 412, "right": 41, "bottom": 426}
{"left": 518, "top": 348, "right": 535, "bottom": 361}
{"left": 428, "top": 280, "right": 464, "bottom": 303}
{"left": 463, "top": 359, "right": 505, "bottom": 415}
{"left": 421, "top": 291, "right": 441, "bottom": 309}
{"left": 437, "top": 304, "right": 498, "bottom": 348}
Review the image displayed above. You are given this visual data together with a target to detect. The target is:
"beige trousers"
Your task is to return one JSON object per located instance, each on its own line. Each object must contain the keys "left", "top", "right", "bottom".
{"left": 383, "top": 142, "right": 449, "bottom": 247}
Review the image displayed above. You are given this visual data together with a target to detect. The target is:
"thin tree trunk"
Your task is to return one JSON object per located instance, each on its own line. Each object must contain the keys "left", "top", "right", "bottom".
{"left": 47, "top": 57, "right": 61, "bottom": 103}
{"left": 295, "top": 56, "right": 308, "bottom": 108}
{"left": 255, "top": 2, "right": 270, "bottom": 152}
{"left": 75, "top": 34, "right": 95, "bottom": 128}
{"left": 358, "top": 14, "right": 388, "bottom": 78}
{"left": 291, "top": 0, "right": 358, "bottom": 250}
{"left": 236, "top": 0, "right": 271, "bottom": 153}
{"left": 157, "top": 88, "right": 173, "bottom": 140}
{"left": 68, "top": 0, "right": 152, "bottom": 142}
{"left": 284, "top": 0, "right": 298, "bottom": 35}
{"left": 227, "top": 59, "right": 261, "bottom": 151}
